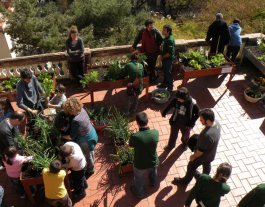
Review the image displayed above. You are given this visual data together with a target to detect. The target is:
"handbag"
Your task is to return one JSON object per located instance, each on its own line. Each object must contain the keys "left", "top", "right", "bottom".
{"left": 132, "top": 63, "right": 141, "bottom": 89}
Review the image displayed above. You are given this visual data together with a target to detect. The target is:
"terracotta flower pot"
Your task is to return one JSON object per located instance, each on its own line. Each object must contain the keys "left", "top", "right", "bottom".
{"left": 90, "top": 120, "right": 109, "bottom": 131}
{"left": 121, "top": 164, "right": 133, "bottom": 173}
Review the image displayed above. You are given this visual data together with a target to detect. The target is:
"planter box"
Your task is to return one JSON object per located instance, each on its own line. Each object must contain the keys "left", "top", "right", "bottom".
{"left": 240, "top": 46, "right": 265, "bottom": 74}
{"left": 177, "top": 53, "right": 236, "bottom": 88}
{"left": 20, "top": 170, "right": 72, "bottom": 205}
{"left": 121, "top": 164, "right": 133, "bottom": 173}
{"left": 0, "top": 73, "right": 56, "bottom": 103}
{"left": 89, "top": 76, "right": 149, "bottom": 107}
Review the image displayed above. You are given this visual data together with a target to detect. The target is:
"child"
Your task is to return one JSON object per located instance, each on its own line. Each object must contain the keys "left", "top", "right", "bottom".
{"left": 0, "top": 97, "right": 14, "bottom": 121}
{"left": 42, "top": 159, "right": 72, "bottom": 207}
{"left": 2, "top": 146, "right": 37, "bottom": 199}
{"left": 48, "top": 84, "right": 67, "bottom": 112}
{"left": 56, "top": 118, "right": 71, "bottom": 136}
{"left": 59, "top": 142, "right": 87, "bottom": 198}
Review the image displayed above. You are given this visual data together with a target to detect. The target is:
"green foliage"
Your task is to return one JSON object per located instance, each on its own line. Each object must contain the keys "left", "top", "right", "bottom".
{"left": 37, "top": 73, "right": 54, "bottom": 99}
{"left": 1, "top": 76, "right": 20, "bottom": 90}
{"left": 103, "top": 60, "right": 126, "bottom": 82}
{"left": 109, "top": 146, "right": 134, "bottom": 173}
{"left": 106, "top": 107, "right": 134, "bottom": 145}
{"left": 259, "top": 43, "right": 265, "bottom": 52}
{"left": 86, "top": 105, "right": 111, "bottom": 126}
{"left": 246, "top": 84, "right": 263, "bottom": 98}
{"left": 211, "top": 54, "right": 226, "bottom": 68}
{"left": 258, "top": 55, "right": 265, "bottom": 63}
{"left": 80, "top": 71, "right": 99, "bottom": 88}
{"left": 155, "top": 91, "right": 169, "bottom": 100}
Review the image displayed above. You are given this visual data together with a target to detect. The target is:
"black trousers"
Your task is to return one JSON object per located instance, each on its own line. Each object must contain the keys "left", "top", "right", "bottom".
{"left": 145, "top": 51, "right": 159, "bottom": 79}
{"left": 226, "top": 45, "right": 240, "bottom": 62}
{"left": 182, "top": 158, "right": 211, "bottom": 184}
{"left": 70, "top": 59, "right": 85, "bottom": 86}
{"left": 71, "top": 164, "right": 88, "bottom": 196}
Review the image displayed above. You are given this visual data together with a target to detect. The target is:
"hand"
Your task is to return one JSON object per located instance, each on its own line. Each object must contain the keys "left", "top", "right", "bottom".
{"left": 69, "top": 49, "right": 71, "bottom": 52}
{"left": 42, "top": 91, "right": 45, "bottom": 96}
{"left": 190, "top": 155, "right": 195, "bottom": 162}
{"left": 159, "top": 55, "right": 163, "bottom": 61}
{"left": 125, "top": 141, "right": 130, "bottom": 147}
{"left": 159, "top": 45, "right": 162, "bottom": 50}
{"left": 31, "top": 110, "right": 39, "bottom": 115}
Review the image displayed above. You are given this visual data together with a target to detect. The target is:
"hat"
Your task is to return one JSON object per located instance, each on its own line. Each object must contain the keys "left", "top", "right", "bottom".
{"left": 216, "top": 13, "right": 223, "bottom": 20}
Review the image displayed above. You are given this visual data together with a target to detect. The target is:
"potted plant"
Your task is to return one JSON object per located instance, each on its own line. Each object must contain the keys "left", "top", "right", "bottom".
{"left": 0, "top": 76, "right": 20, "bottom": 101}
{"left": 86, "top": 105, "right": 111, "bottom": 131}
{"left": 80, "top": 71, "right": 99, "bottom": 89}
{"left": 244, "top": 84, "right": 265, "bottom": 103}
{"left": 152, "top": 88, "right": 170, "bottom": 104}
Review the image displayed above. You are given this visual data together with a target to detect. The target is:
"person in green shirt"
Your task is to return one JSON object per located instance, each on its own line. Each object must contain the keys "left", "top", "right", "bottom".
{"left": 158, "top": 24, "right": 175, "bottom": 92}
{"left": 236, "top": 184, "right": 265, "bottom": 207}
{"left": 123, "top": 51, "right": 144, "bottom": 115}
{"left": 129, "top": 112, "right": 159, "bottom": 198}
{"left": 185, "top": 162, "right": 232, "bottom": 207}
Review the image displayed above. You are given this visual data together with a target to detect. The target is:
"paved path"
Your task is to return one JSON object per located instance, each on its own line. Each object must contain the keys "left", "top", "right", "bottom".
{"left": 1, "top": 66, "right": 265, "bottom": 207}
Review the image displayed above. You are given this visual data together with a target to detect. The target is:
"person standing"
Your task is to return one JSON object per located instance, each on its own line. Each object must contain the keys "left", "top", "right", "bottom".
{"left": 129, "top": 112, "right": 159, "bottom": 198}
{"left": 123, "top": 50, "right": 144, "bottom": 115}
{"left": 226, "top": 18, "right": 242, "bottom": 63}
{"left": 236, "top": 184, "right": 265, "bottom": 207}
{"left": 185, "top": 163, "right": 232, "bottom": 207}
{"left": 173, "top": 108, "right": 221, "bottom": 185}
{"left": 66, "top": 26, "right": 85, "bottom": 89}
{"left": 16, "top": 68, "right": 45, "bottom": 115}
{"left": 206, "top": 13, "right": 231, "bottom": 54}
{"left": 158, "top": 24, "right": 175, "bottom": 92}
{"left": 132, "top": 19, "right": 163, "bottom": 81}
{"left": 162, "top": 87, "right": 199, "bottom": 151}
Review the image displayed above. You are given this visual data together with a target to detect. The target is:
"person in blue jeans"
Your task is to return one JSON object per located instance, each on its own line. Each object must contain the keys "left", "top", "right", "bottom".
{"left": 158, "top": 24, "right": 175, "bottom": 92}
{"left": 0, "top": 185, "right": 7, "bottom": 207}
{"left": 129, "top": 112, "right": 159, "bottom": 198}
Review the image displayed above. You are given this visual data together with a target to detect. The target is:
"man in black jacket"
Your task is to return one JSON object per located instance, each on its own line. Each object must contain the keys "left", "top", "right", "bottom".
{"left": 132, "top": 19, "right": 163, "bottom": 81}
{"left": 0, "top": 111, "right": 25, "bottom": 156}
{"left": 206, "top": 13, "right": 231, "bottom": 54}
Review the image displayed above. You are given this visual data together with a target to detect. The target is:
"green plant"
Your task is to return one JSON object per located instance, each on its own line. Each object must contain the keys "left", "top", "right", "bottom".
{"left": 1, "top": 76, "right": 20, "bottom": 90}
{"left": 80, "top": 71, "right": 99, "bottom": 88}
{"left": 258, "top": 55, "right": 265, "bottom": 63}
{"left": 155, "top": 91, "right": 169, "bottom": 100}
{"left": 86, "top": 105, "right": 111, "bottom": 126}
{"left": 259, "top": 42, "right": 265, "bottom": 52}
{"left": 109, "top": 146, "right": 134, "bottom": 173}
{"left": 245, "top": 84, "right": 263, "bottom": 98}
{"left": 211, "top": 54, "right": 226, "bottom": 68}
{"left": 106, "top": 107, "right": 134, "bottom": 146}
{"left": 188, "top": 60, "right": 201, "bottom": 70}
{"left": 103, "top": 61, "right": 126, "bottom": 82}
{"left": 37, "top": 72, "right": 55, "bottom": 99}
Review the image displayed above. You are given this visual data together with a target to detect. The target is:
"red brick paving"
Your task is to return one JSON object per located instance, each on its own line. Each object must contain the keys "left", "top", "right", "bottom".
{"left": 1, "top": 66, "right": 265, "bottom": 206}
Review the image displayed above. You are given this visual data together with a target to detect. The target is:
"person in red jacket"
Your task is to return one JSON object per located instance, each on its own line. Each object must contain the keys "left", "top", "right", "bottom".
{"left": 131, "top": 19, "right": 163, "bottom": 82}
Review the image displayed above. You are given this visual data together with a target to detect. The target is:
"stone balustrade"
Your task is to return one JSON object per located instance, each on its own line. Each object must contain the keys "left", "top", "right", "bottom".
{"left": 0, "top": 33, "right": 263, "bottom": 80}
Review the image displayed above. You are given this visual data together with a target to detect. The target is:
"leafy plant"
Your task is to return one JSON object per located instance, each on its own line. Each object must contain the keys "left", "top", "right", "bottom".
{"left": 103, "top": 61, "right": 126, "bottom": 82}
{"left": 109, "top": 146, "right": 134, "bottom": 173}
{"left": 258, "top": 55, "right": 265, "bottom": 63}
{"left": 1, "top": 76, "right": 20, "bottom": 90}
{"left": 188, "top": 60, "right": 201, "bottom": 70}
{"left": 245, "top": 84, "right": 264, "bottom": 98}
{"left": 37, "top": 72, "right": 55, "bottom": 100}
{"left": 106, "top": 107, "right": 135, "bottom": 146}
{"left": 155, "top": 91, "right": 169, "bottom": 100}
{"left": 259, "top": 42, "right": 265, "bottom": 52}
{"left": 86, "top": 105, "right": 111, "bottom": 126}
{"left": 80, "top": 71, "right": 99, "bottom": 88}
{"left": 211, "top": 54, "right": 226, "bottom": 68}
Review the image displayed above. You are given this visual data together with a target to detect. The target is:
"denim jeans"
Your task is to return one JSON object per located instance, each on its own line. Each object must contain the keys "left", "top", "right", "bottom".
{"left": 0, "top": 185, "right": 3, "bottom": 205}
{"left": 9, "top": 177, "right": 35, "bottom": 196}
{"left": 124, "top": 90, "right": 142, "bottom": 114}
{"left": 71, "top": 164, "right": 88, "bottom": 196}
{"left": 162, "top": 58, "right": 174, "bottom": 90}
{"left": 133, "top": 165, "right": 157, "bottom": 197}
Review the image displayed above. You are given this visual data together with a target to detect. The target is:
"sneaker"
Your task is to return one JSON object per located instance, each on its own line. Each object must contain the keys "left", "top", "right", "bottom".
{"left": 32, "top": 185, "right": 37, "bottom": 196}
{"left": 164, "top": 145, "right": 172, "bottom": 151}
{"left": 0, "top": 165, "right": 5, "bottom": 171}
{"left": 194, "top": 170, "right": 201, "bottom": 181}
{"left": 20, "top": 193, "right": 26, "bottom": 199}
{"left": 157, "top": 83, "right": 167, "bottom": 88}
{"left": 167, "top": 88, "right": 173, "bottom": 92}
{"left": 130, "top": 185, "right": 143, "bottom": 199}
{"left": 172, "top": 177, "right": 189, "bottom": 185}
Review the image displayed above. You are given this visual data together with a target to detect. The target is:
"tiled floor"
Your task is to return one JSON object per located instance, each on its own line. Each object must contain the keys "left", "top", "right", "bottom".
{"left": 1, "top": 63, "right": 265, "bottom": 207}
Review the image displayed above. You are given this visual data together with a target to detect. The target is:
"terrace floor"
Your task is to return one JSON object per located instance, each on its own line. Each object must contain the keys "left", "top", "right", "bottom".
{"left": 1, "top": 61, "right": 265, "bottom": 207}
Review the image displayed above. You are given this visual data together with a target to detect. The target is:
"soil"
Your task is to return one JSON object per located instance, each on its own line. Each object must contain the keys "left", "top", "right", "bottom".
{"left": 248, "top": 47, "right": 265, "bottom": 66}
{"left": 21, "top": 163, "right": 42, "bottom": 179}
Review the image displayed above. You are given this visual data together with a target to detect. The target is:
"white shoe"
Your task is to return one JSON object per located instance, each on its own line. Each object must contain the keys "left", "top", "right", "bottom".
{"left": 0, "top": 166, "right": 5, "bottom": 171}
{"left": 20, "top": 193, "right": 26, "bottom": 199}
{"left": 32, "top": 185, "right": 37, "bottom": 196}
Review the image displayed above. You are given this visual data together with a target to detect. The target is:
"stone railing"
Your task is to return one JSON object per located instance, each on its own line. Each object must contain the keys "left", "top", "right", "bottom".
{"left": 0, "top": 33, "right": 263, "bottom": 80}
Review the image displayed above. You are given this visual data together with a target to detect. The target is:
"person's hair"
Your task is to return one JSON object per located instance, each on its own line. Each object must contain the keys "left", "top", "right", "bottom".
{"left": 55, "top": 118, "right": 68, "bottom": 129}
{"left": 2, "top": 146, "right": 18, "bottom": 166}
{"left": 216, "top": 13, "right": 223, "bottom": 20}
{"left": 213, "top": 162, "right": 232, "bottom": 183}
{"left": 20, "top": 68, "right": 33, "bottom": 79}
{"left": 163, "top": 24, "right": 172, "bottom": 35}
{"left": 10, "top": 111, "right": 25, "bottom": 121}
{"left": 136, "top": 112, "right": 148, "bottom": 127}
{"left": 175, "top": 87, "right": 190, "bottom": 101}
{"left": 145, "top": 19, "right": 155, "bottom": 27}
{"left": 131, "top": 50, "right": 139, "bottom": 61}
{"left": 55, "top": 84, "right": 65, "bottom": 93}
{"left": 0, "top": 97, "right": 14, "bottom": 115}
{"left": 59, "top": 145, "right": 73, "bottom": 158}
{"left": 67, "top": 26, "right": 78, "bottom": 41}
{"left": 198, "top": 108, "right": 215, "bottom": 122}
{"left": 233, "top": 18, "right": 240, "bottom": 24}
{"left": 63, "top": 97, "right": 83, "bottom": 114}
{"left": 49, "top": 159, "right": 62, "bottom": 174}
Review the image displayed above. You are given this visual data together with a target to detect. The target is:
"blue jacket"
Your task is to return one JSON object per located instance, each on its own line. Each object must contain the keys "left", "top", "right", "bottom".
{"left": 228, "top": 23, "right": 242, "bottom": 46}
